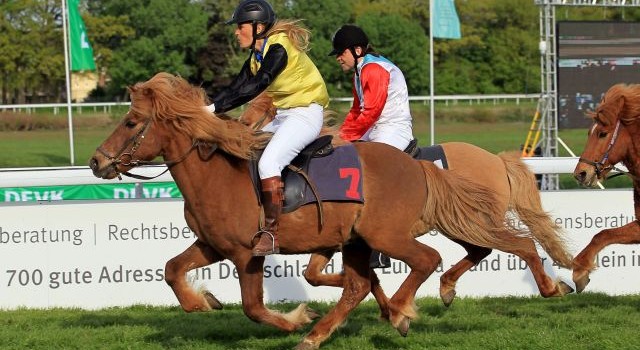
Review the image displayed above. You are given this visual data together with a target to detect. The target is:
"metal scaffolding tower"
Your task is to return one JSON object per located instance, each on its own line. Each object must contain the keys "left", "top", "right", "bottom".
{"left": 533, "top": 0, "right": 640, "bottom": 190}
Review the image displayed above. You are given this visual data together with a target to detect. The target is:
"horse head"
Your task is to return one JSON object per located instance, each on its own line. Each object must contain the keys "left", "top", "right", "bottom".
{"left": 90, "top": 73, "right": 272, "bottom": 180}
{"left": 574, "top": 84, "right": 634, "bottom": 187}
{"left": 89, "top": 75, "right": 170, "bottom": 180}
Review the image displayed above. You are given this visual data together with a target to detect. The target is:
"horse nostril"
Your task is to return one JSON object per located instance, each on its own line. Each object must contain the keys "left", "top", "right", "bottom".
{"left": 574, "top": 171, "right": 586, "bottom": 183}
{"left": 89, "top": 157, "right": 98, "bottom": 171}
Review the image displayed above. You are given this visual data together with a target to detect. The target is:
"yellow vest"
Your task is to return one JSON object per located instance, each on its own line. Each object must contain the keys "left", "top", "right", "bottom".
{"left": 250, "top": 33, "right": 329, "bottom": 109}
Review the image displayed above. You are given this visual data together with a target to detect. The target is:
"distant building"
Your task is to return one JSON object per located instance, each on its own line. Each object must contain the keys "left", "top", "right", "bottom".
{"left": 71, "top": 71, "right": 98, "bottom": 102}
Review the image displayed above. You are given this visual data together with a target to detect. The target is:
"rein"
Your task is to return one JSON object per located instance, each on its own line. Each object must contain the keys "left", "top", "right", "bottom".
{"left": 96, "top": 118, "right": 216, "bottom": 180}
{"left": 577, "top": 120, "right": 639, "bottom": 182}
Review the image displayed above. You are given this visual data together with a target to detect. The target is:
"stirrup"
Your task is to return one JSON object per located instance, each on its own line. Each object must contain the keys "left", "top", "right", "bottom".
{"left": 252, "top": 230, "right": 279, "bottom": 256}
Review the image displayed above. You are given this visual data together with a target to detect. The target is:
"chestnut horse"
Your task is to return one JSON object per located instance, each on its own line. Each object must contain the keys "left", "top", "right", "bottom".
{"left": 241, "top": 94, "right": 574, "bottom": 311}
{"left": 573, "top": 83, "right": 640, "bottom": 292}
{"left": 89, "top": 73, "right": 550, "bottom": 349}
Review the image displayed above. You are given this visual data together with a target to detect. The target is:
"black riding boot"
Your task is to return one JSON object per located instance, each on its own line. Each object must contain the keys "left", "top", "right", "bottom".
{"left": 252, "top": 176, "right": 283, "bottom": 256}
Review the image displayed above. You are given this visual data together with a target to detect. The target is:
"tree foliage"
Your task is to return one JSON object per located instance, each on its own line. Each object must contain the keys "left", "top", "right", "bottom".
{"left": 0, "top": 0, "right": 64, "bottom": 104}
{"left": 1, "top": 0, "right": 638, "bottom": 103}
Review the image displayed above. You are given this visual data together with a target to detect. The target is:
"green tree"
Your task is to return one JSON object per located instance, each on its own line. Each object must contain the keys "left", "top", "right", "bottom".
{"left": 87, "top": 0, "right": 209, "bottom": 99}
{"left": 433, "top": 0, "right": 540, "bottom": 94}
{"left": 199, "top": 0, "right": 253, "bottom": 94}
{"left": 82, "top": 13, "right": 134, "bottom": 80}
{"left": 357, "top": 12, "right": 429, "bottom": 95}
{"left": 0, "top": 0, "right": 64, "bottom": 104}
{"left": 283, "top": 0, "right": 353, "bottom": 97}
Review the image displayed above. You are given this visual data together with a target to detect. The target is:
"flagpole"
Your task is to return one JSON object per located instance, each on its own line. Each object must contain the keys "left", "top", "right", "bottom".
{"left": 61, "top": 0, "right": 76, "bottom": 165}
{"left": 429, "top": 0, "right": 435, "bottom": 146}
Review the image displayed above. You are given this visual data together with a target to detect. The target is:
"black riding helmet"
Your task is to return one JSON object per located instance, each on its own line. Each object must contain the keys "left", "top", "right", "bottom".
{"left": 226, "top": 0, "right": 277, "bottom": 39}
{"left": 328, "top": 24, "right": 369, "bottom": 57}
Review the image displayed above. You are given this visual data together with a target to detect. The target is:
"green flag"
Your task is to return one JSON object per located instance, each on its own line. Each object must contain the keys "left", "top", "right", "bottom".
{"left": 433, "top": 0, "right": 461, "bottom": 39}
{"left": 68, "top": 0, "right": 96, "bottom": 71}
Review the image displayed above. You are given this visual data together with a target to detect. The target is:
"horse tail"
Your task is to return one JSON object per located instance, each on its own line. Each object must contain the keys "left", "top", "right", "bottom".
{"left": 418, "top": 161, "right": 518, "bottom": 249}
{"left": 499, "top": 151, "right": 573, "bottom": 268}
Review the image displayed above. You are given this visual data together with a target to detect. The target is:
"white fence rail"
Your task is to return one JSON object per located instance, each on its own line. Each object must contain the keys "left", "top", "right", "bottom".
{"left": 0, "top": 157, "right": 607, "bottom": 188}
{"left": 0, "top": 94, "right": 539, "bottom": 114}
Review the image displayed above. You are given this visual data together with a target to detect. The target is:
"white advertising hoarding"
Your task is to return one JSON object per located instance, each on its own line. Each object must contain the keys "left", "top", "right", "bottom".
{"left": 0, "top": 190, "right": 636, "bottom": 309}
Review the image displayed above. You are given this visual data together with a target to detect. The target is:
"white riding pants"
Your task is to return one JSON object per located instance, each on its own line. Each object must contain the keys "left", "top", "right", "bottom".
{"left": 259, "top": 103, "right": 324, "bottom": 179}
{"left": 360, "top": 120, "right": 413, "bottom": 151}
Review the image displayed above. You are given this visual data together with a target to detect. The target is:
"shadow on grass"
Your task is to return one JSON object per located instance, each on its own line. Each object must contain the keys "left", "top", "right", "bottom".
{"left": 63, "top": 305, "right": 305, "bottom": 348}
{"left": 57, "top": 293, "right": 640, "bottom": 348}
{"left": 58, "top": 300, "right": 461, "bottom": 349}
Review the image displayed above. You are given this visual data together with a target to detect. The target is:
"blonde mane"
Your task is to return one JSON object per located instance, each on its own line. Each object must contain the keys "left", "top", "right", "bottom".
{"left": 595, "top": 83, "right": 640, "bottom": 126}
{"left": 129, "top": 72, "right": 271, "bottom": 159}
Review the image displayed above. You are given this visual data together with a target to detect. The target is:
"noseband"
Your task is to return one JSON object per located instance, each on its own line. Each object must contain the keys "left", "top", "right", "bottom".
{"left": 96, "top": 117, "right": 214, "bottom": 180}
{"left": 577, "top": 120, "right": 621, "bottom": 178}
{"left": 96, "top": 118, "right": 153, "bottom": 169}
{"left": 577, "top": 120, "right": 635, "bottom": 181}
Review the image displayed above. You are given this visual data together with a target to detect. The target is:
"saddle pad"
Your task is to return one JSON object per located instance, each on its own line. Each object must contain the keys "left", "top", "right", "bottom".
{"left": 300, "top": 144, "right": 364, "bottom": 205}
{"left": 415, "top": 144, "right": 449, "bottom": 169}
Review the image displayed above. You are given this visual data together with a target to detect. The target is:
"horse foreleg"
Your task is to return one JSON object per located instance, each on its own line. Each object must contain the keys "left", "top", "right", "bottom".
{"left": 305, "top": 249, "right": 390, "bottom": 321}
{"left": 439, "top": 240, "right": 492, "bottom": 307}
{"left": 296, "top": 244, "right": 372, "bottom": 350}
{"left": 573, "top": 221, "right": 640, "bottom": 292}
{"left": 236, "top": 255, "right": 317, "bottom": 333}
{"left": 165, "top": 239, "right": 224, "bottom": 312}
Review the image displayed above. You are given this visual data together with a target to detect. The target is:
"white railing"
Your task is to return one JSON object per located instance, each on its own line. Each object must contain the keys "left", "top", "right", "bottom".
{"left": 0, "top": 94, "right": 539, "bottom": 114}
{"left": 0, "top": 157, "right": 601, "bottom": 188}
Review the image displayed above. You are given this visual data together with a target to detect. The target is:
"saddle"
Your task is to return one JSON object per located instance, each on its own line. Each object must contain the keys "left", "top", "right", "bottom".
{"left": 282, "top": 135, "right": 334, "bottom": 213}
{"left": 249, "top": 135, "right": 335, "bottom": 213}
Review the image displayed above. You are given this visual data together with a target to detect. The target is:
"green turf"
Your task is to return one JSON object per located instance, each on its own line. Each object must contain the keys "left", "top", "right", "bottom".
{"left": 0, "top": 293, "right": 637, "bottom": 349}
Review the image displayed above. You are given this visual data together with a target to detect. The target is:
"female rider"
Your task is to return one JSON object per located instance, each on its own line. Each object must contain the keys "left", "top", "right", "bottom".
{"left": 206, "top": 0, "right": 329, "bottom": 256}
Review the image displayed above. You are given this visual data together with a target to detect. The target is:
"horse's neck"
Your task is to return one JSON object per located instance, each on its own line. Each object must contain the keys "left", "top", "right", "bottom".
{"left": 625, "top": 123, "right": 640, "bottom": 174}
{"left": 164, "top": 140, "right": 250, "bottom": 204}
{"left": 621, "top": 124, "right": 640, "bottom": 216}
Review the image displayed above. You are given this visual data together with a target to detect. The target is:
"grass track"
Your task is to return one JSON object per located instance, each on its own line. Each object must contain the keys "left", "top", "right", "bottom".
{"left": 0, "top": 293, "right": 638, "bottom": 349}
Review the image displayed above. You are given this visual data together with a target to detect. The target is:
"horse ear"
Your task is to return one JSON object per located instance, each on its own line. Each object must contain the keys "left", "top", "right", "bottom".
{"left": 617, "top": 94, "right": 625, "bottom": 112}
{"left": 141, "top": 87, "right": 154, "bottom": 97}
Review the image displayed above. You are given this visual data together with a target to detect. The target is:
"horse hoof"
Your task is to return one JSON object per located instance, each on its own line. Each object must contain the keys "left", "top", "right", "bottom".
{"left": 558, "top": 280, "right": 574, "bottom": 296}
{"left": 573, "top": 272, "right": 591, "bottom": 293}
{"left": 204, "top": 292, "right": 223, "bottom": 310}
{"left": 294, "top": 340, "right": 319, "bottom": 350}
{"left": 440, "top": 289, "right": 457, "bottom": 307}
{"left": 305, "top": 305, "right": 320, "bottom": 320}
{"left": 396, "top": 316, "right": 411, "bottom": 337}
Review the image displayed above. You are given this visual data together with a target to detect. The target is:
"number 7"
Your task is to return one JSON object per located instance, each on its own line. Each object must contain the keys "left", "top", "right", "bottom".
{"left": 339, "top": 168, "right": 361, "bottom": 200}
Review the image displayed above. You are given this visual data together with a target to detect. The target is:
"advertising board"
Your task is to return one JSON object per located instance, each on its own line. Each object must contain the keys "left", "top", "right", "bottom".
{"left": 0, "top": 190, "right": 636, "bottom": 309}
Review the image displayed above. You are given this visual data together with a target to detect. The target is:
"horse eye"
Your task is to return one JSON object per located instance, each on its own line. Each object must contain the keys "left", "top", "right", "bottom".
{"left": 598, "top": 131, "right": 608, "bottom": 139}
{"left": 124, "top": 120, "right": 137, "bottom": 129}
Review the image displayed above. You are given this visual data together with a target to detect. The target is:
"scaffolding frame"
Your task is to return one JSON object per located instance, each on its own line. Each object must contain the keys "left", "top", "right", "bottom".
{"left": 534, "top": 0, "right": 640, "bottom": 190}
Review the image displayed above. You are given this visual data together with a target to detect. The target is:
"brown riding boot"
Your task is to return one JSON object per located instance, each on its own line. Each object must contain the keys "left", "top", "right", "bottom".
{"left": 252, "top": 176, "right": 283, "bottom": 256}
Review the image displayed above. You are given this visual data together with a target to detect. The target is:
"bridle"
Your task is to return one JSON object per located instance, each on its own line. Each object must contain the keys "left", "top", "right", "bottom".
{"left": 95, "top": 117, "right": 216, "bottom": 180}
{"left": 577, "top": 120, "right": 635, "bottom": 181}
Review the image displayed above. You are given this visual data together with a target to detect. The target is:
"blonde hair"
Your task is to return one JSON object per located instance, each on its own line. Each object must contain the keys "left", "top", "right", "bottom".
{"left": 266, "top": 19, "right": 310, "bottom": 52}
